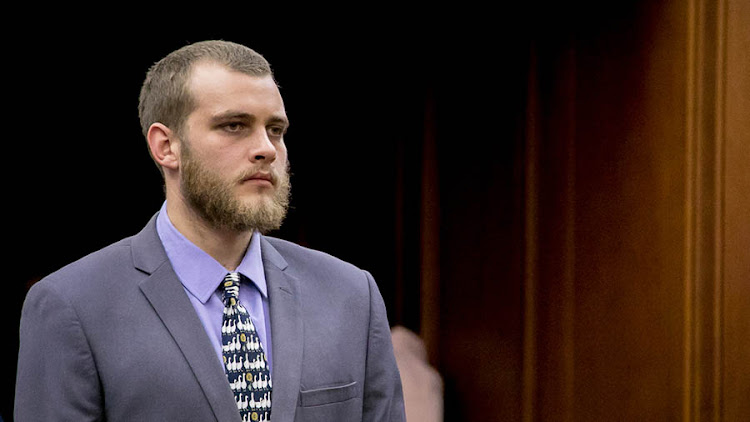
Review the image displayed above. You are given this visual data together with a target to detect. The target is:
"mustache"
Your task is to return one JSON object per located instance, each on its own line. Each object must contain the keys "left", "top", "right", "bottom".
{"left": 237, "top": 163, "right": 290, "bottom": 186}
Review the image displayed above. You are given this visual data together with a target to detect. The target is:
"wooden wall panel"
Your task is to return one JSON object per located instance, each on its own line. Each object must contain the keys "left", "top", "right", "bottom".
{"left": 722, "top": 0, "right": 750, "bottom": 419}
{"left": 521, "top": 0, "right": 749, "bottom": 421}
{"left": 683, "top": 0, "right": 726, "bottom": 419}
{"left": 434, "top": 31, "right": 529, "bottom": 421}
{"left": 421, "top": 1, "right": 747, "bottom": 420}
{"left": 571, "top": 3, "right": 688, "bottom": 420}
{"left": 522, "top": 36, "right": 577, "bottom": 422}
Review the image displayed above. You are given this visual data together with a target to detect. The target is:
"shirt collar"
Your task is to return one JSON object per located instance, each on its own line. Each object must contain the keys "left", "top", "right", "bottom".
{"left": 155, "top": 202, "right": 268, "bottom": 303}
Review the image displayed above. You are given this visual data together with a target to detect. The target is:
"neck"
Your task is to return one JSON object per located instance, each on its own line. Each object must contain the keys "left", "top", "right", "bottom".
{"left": 165, "top": 195, "right": 253, "bottom": 271}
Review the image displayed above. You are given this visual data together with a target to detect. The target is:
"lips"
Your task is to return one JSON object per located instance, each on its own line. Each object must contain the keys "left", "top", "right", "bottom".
{"left": 242, "top": 172, "right": 275, "bottom": 185}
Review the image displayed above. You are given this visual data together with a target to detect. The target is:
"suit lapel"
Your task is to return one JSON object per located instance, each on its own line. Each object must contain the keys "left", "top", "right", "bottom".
{"left": 261, "top": 237, "right": 304, "bottom": 421}
{"left": 132, "top": 215, "right": 240, "bottom": 422}
{"left": 131, "top": 216, "right": 304, "bottom": 420}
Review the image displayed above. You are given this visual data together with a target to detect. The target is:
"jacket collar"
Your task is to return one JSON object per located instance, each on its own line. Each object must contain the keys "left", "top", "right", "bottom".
{"left": 133, "top": 213, "right": 242, "bottom": 421}
{"left": 260, "top": 236, "right": 303, "bottom": 420}
{"left": 132, "top": 213, "right": 303, "bottom": 421}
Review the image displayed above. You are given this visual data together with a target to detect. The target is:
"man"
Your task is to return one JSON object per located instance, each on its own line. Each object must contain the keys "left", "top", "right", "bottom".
{"left": 15, "top": 40, "right": 406, "bottom": 422}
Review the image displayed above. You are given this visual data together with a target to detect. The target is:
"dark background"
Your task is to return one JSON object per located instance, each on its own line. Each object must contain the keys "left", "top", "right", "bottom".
{"left": 8, "top": 3, "right": 749, "bottom": 422}
{"left": 4, "top": 8, "right": 535, "bottom": 421}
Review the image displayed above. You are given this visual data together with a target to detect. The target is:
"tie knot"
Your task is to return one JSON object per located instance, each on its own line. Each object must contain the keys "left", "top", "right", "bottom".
{"left": 222, "top": 272, "right": 241, "bottom": 302}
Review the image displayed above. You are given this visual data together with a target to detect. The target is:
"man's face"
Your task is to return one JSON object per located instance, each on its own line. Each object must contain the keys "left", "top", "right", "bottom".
{"left": 177, "top": 62, "right": 291, "bottom": 233}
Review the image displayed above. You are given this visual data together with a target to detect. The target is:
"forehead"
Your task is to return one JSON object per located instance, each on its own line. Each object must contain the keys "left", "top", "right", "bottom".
{"left": 186, "top": 61, "right": 285, "bottom": 117}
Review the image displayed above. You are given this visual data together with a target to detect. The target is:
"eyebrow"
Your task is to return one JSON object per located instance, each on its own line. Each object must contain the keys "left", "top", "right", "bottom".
{"left": 210, "top": 111, "right": 290, "bottom": 128}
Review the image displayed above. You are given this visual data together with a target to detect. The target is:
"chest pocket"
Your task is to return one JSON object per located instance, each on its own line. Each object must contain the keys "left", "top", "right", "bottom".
{"left": 299, "top": 381, "right": 358, "bottom": 407}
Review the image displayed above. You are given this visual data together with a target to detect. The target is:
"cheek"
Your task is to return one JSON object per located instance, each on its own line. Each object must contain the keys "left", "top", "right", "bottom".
{"left": 192, "top": 152, "right": 239, "bottom": 183}
{"left": 276, "top": 144, "right": 289, "bottom": 165}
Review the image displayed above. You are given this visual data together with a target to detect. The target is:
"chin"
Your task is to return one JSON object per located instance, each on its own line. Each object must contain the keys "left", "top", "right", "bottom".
{"left": 238, "top": 193, "right": 273, "bottom": 208}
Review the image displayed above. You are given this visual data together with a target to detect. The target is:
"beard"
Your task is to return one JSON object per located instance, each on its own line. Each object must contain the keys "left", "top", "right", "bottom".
{"left": 179, "top": 140, "right": 291, "bottom": 234}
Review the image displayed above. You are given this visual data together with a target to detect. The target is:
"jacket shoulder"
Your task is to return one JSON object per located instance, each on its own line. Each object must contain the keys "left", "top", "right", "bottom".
{"left": 33, "top": 236, "right": 138, "bottom": 302}
{"left": 263, "top": 236, "right": 365, "bottom": 275}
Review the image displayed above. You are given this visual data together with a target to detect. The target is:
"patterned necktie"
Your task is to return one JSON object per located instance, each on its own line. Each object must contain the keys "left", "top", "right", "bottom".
{"left": 221, "top": 272, "right": 272, "bottom": 422}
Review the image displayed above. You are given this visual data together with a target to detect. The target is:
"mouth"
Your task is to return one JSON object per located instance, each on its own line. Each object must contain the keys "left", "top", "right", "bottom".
{"left": 241, "top": 172, "right": 275, "bottom": 187}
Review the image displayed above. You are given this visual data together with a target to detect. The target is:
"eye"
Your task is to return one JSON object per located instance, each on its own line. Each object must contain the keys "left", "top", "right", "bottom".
{"left": 267, "top": 125, "right": 287, "bottom": 138}
{"left": 222, "top": 122, "right": 246, "bottom": 133}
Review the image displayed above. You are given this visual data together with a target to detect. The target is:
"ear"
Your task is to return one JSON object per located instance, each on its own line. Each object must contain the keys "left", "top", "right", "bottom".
{"left": 146, "top": 123, "right": 180, "bottom": 171}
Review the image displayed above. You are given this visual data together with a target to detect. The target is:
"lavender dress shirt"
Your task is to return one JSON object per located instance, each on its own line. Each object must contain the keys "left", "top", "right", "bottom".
{"left": 155, "top": 203, "right": 273, "bottom": 372}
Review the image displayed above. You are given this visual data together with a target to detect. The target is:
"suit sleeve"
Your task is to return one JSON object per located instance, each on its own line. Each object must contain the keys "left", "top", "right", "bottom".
{"left": 361, "top": 271, "right": 407, "bottom": 422}
{"left": 15, "top": 281, "right": 103, "bottom": 421}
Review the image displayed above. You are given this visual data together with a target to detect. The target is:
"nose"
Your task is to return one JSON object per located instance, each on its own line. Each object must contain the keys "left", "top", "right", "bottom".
{"left": 248, "top": 130, "right": 277, "bottom": 164}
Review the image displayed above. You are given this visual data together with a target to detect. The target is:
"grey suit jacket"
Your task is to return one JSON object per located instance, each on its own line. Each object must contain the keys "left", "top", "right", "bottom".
{"left": 15, "top": 214, "right": 405, "bottom": 421}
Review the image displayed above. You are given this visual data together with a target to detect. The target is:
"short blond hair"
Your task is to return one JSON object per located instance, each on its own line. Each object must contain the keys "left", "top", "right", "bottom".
{"left": 138, "top": 40, "right": 273, "bottom": 139}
